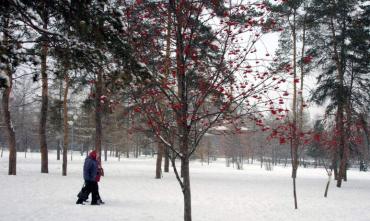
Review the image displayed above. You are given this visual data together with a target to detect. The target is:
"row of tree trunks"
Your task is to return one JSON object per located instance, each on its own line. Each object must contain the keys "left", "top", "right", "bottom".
{"left": 1, "top": 0, "right": 57, "bottom": 176}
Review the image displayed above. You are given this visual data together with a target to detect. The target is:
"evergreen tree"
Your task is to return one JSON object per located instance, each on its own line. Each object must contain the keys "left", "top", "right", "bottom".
{"left": 0, "top": 0, "right": 38, "bottom": 175}
{"left": 308, "top": 0, "right": 370, "bottom": 187}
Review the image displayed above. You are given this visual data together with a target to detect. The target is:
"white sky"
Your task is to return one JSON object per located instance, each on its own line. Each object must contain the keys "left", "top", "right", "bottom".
{"left": 257, "top": 32, "right": 326, "bottom": 124}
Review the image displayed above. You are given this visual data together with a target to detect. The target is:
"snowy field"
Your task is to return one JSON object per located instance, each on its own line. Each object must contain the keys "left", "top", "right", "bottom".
{"left": 1, "top": 151, "right": 370, "bottom": 221}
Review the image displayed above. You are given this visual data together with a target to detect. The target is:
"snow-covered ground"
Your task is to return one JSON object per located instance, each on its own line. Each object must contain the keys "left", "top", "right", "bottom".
{"left": 1, "top": 151, "right": 370, "bottom": 221}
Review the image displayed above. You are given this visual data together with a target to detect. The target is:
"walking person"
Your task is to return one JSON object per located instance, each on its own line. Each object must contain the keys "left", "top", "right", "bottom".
{"left": 76, "top": 150, "right": 100, "bottom": 205}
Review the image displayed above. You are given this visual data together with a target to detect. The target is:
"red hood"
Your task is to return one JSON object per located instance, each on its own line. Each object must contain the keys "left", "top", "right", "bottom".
{"left": 89, "top": 151, "right": 97, "bottom": 160}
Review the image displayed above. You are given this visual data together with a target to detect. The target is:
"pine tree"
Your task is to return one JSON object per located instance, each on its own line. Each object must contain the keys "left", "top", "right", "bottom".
{"left": 0, "top": 1, "right": 38, "bottom": 175}
{"left": 309, "top": 0, "right": 370, "bottom": 187}
{"left": 1, "top": 14, "right": 17, "bottom": 175}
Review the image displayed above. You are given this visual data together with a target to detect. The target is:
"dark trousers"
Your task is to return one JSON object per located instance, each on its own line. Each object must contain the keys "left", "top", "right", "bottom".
{"left": 78, "top": 180, "right": 99, "bottom": 204}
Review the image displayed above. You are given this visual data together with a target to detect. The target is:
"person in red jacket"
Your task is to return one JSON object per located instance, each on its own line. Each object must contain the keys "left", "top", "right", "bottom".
{"left": 76, "top": 150, "right": 99, "bottom": 205}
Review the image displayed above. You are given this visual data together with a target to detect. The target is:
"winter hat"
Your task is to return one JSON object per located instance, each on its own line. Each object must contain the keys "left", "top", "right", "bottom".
{"left": 89, "top": 150, "right": 97, "bottom": 160}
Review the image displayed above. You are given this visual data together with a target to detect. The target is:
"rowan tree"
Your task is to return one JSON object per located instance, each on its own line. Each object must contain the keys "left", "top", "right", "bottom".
{"left": 112, "top": 1, "right": 289, "bottom": 221}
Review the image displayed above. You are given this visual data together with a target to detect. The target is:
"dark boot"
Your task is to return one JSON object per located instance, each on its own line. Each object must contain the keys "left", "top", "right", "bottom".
{"left": 98, "top": 199, "right": 105, "bottom": 204}
{"left": 76, "top": 199, "right": 84, "bottom": 204}
{"left": 91, "top": 201, "right": 100, "bottom": 205}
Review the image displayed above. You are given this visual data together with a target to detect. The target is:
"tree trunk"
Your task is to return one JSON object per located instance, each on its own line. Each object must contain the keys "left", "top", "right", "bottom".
{"left": 24, "top": 136, "right": 27, "bottom": 158}
{"left": 155, "top": 141, "right": 164, "bottom": 179}
{"left": 2, "top": 18, "right": 16, "bottom": 175}
{"left": 332, "top": 156, "right": 339, "bottom": 180}
{"left": 3, "top": 84, "right": 15, "bottom": 175}
{"left": 39, "top": 7, "right": 49, "bottom": 174}
{"left": 182, "top": 157, "right": 192, "bottom": 221}
{"left": 324, "top": 171, "right": 332, "bottom": 197}
{"left": 62, "top": 75, "right": 69, "bottom": 176}
{"left": 164, "top": 146, "right": 170, "bottom": 172}
{"left": 95, "top": 70, "right": 103, "bottom": 160}
{"left": 329, "top": 11, "right": 348, "bottom": 188}
{"left": 207, "top": 143, "right": 211, "bottom": 165}
{"left": 290, "top": 8, "right": 299, "bottom": 209}
{"left": 70, "top": 125, "right": 74, "bottom": 161}
{"left": 135, "top": 145, "right": 139, "bottom": 158}
{"left": 359, "top": 114, "right": 369, "bottom": 168}
{"left": 336, "top": 105, "right": 346, "bottom": 188}
{"left": 170, "top": 0, "right": 192, "bottom": 219}
{"left": 81, "top": 143, "right": 84, "bottom": 156}
{"left": 3, "top": 86, "right": 16, "bottom": 175}
{"left": 292, "top": 177, "right": 298, "bottom": 208}
{"left": 104, "top": 145, "right": 108, "bottom": 162}
{"left": 57, "top": 79, "right": 63, "bottom": 161}
{"left": 57, "top": 140, "right": 61, "bottom": 160}
{"left": 115, "top": 147, "right": 119, "bottom": 158}
{"left": 163, "top": 1, "right": 171, "bottom": 175}
{"left": 181, "top": 160, "right": 184, "bottom": 177}
{"left": 20, "top": 83, "right": 26, "bottom": 155}
{"left": 260, "top": 155, "right": 263, "bottom": 169}
{"left": 298, "top": 12, "right": 307, "bottom": 141}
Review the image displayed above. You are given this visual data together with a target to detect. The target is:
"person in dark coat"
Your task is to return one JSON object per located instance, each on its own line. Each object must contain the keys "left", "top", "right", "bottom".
{"left": 76, "top": 150, "right": 100, "bottom": 205}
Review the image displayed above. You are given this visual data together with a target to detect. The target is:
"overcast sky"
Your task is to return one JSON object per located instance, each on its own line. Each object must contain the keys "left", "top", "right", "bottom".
{"left": 258, "top": 32, "right": 326, "bottom": 124}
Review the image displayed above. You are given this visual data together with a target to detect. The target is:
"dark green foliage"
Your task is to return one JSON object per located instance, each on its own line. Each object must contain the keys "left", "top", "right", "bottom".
{"left": 309, "top": 0, "right": 370, "bottom": 115}
{"left": 306, "top": 120, "right": 327, "bottom": 159}
{"left": 48, "top": 98, "right": 63, "bottom": 134}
